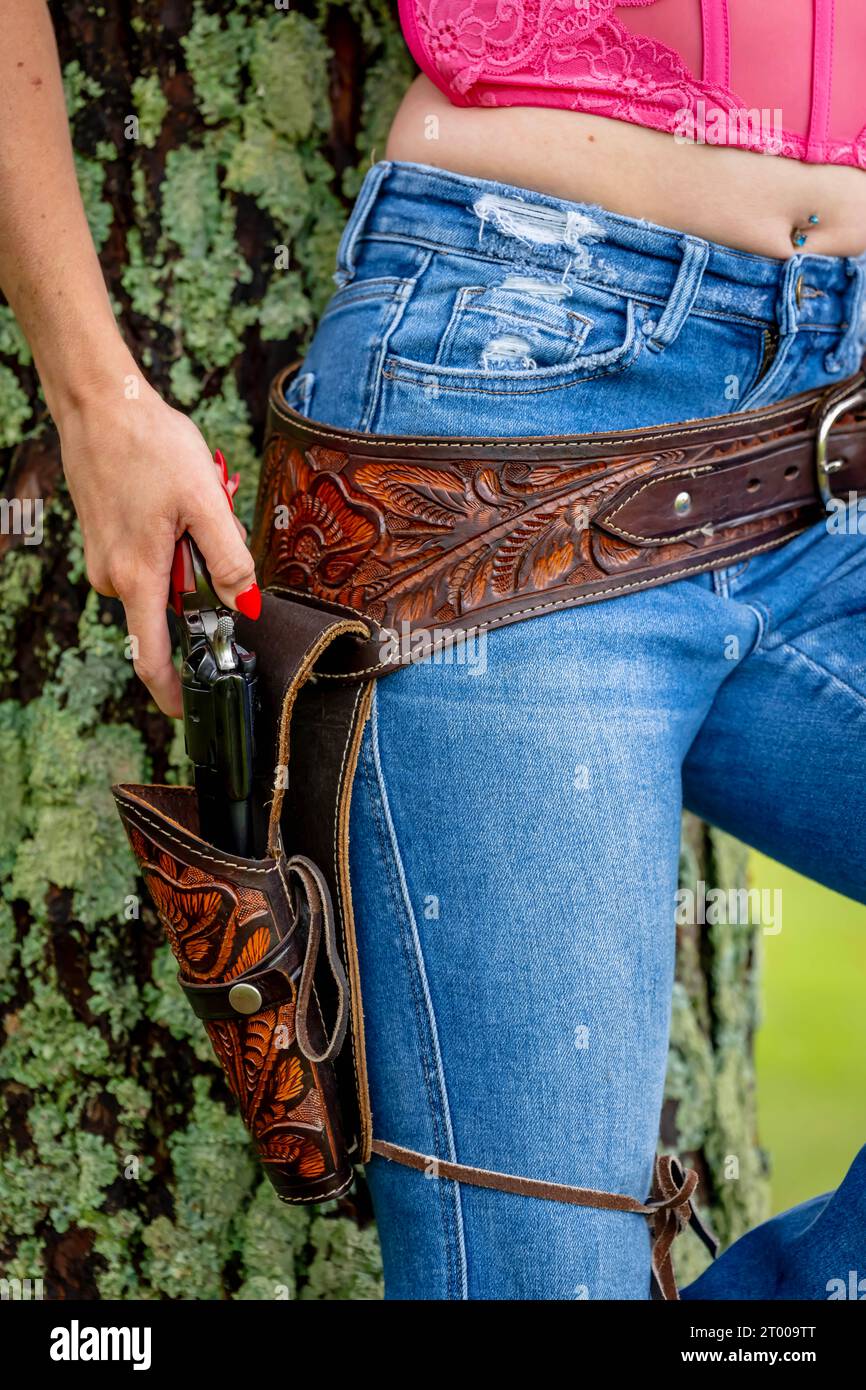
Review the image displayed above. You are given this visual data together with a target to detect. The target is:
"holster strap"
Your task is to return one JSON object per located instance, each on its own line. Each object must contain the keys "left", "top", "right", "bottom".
{"left": 179, "top": 854, "right": 349, "bottom": 1064}
{"left": 370, "top": 1139, "right": 718, "bottom": 1299}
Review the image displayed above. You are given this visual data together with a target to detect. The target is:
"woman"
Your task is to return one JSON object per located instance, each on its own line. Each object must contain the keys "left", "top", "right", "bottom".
{"left": 5, "top": 2, "right": 866, "bottom": 1299}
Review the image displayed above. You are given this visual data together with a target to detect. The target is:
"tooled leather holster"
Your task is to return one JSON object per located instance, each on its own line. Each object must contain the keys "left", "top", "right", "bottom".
{"left": 115, "top": 361, "right": 866, "bottom": 1298}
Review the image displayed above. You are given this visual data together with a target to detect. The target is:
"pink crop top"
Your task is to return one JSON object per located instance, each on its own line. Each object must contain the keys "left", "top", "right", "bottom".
{"left": 398, "top": 0, "right": 866, "bottom": 169}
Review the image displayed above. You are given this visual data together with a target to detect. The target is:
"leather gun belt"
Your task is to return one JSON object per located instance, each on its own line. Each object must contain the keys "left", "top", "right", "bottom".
{"left": 251, "top": 363, "right": 866, "bottom": 675}
{"left": 235, "top": 362, "right": 866, "bottom": 1298}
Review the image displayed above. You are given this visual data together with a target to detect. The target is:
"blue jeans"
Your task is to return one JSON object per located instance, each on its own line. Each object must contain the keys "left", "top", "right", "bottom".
{"left": 290, "top": 162, "right": 866, "bottom": 1299}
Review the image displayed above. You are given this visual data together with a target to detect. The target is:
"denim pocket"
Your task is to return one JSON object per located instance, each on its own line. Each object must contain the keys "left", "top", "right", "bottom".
{"left": 385, "top": 279, "right": 646, "bottom": 396}
{"left": 297, "top": 276, "right": 418, "bottom": 431}
{"left": 434, "top": 282, "right": 593, "bottom": 370}
{"left": 318, "top": 275, "right": 409, "bottom": 326}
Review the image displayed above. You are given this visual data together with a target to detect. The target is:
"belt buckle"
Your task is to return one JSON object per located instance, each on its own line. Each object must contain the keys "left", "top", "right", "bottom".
{"left": 815, "top": 383, "right": 866, "bottom": 510}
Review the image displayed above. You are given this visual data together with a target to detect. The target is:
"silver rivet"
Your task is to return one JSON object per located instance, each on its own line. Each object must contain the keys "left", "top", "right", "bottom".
{"left": 228, "top": 982, "right": 263, "bottom": 1015}
{"left": 674, "top": 490, "right": 692, "bottom": 515}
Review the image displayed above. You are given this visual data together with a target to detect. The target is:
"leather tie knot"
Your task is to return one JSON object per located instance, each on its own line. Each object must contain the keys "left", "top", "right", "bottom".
{"left": 646, "top": 1154, "right": 718, "bottom": 1300}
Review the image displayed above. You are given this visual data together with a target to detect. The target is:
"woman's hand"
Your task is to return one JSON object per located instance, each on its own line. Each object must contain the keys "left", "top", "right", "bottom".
{"left": 0, "top": 4, "right": 261, "bottom": 719}
{"left": 59, "top": 376, "right": 259, "bottom": 718}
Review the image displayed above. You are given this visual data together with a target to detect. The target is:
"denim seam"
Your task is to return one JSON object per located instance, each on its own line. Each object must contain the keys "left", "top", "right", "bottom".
{"left": 319, "top": 284, "right": 406, "bottom": 325}
{"left": 741, "top": 600, "right": 768, "bottom": 653}
{"left": 723, "top": 558, "right": 752, "bottom": 585}
{"left": 358, "top": 738, "right": 464, "bottom": 1298}
{"left": 826, "top": 259, "right": 866, "bottom": 372}
{"left": 735, "top": 330, "right": 798, "bottom": 412}
{"left": 365, "top": 249, "right": 435, "bottom": 432}
{"left": 335, "top": 159, "right": 392, "bottom": 283}
{"left": 363, "top": 219, "right": 777, "bottom": 275}
{"left": 364, "top": 691, "right": 469, "bottom": 1298}
{"left": 383, "top": 314, "right": 645, "bottom": 396}
{"left": 286, "top": 371, "right": 314, "bottom": 417}
{"left": 776, "top": 641, "right": 866, "bottom": 714}
{"left": 364, "top": 232, "right": 815, "bottom": 332}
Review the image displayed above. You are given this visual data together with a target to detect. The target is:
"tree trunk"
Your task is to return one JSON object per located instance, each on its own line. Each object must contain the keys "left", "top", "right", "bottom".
{"left": 0, "top": 0, "right": 767, "bottom": 1298}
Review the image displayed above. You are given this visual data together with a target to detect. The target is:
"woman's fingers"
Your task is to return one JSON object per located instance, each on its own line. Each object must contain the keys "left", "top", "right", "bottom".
{"left": 119, "top": 576, "right": 183, "bottom": 718}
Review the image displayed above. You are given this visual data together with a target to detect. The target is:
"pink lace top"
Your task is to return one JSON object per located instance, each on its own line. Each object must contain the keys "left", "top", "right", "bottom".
{"left": 398, "top": 0, "right": 866, "bottom": 169}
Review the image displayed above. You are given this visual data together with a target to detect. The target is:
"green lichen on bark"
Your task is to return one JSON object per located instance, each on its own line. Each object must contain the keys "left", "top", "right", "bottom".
{"left": 130, "top": 75, "right": 168, "bottom": 150}
{"left": 0, "top": 0, "right": 762, "bottom": 1301}
{"left": 0, "top": 0, "right": 390, "bottom": 1301}
{"left": 666, "top": 818, "right": 770, "bottom": 1286}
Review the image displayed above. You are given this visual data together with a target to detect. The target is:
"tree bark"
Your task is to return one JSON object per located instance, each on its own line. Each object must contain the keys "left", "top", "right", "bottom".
{"left": 0, "top": 0, "right": 766, "bottom": 1298}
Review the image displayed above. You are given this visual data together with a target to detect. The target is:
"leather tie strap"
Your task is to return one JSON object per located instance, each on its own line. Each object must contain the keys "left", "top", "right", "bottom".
{"left": 289, "top": 854, "right": 350, "bottom": 1064}
{"left": 178, "top": 852, "right": 349, "bottom": 1065}
{"left": 370, "top": 1138, "right": 717, "bottom": 1299}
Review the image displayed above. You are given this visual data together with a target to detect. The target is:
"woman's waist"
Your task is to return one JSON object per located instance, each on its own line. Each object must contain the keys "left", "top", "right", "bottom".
{"left": 386, "top": 77, "right": 866, "bottom": 261}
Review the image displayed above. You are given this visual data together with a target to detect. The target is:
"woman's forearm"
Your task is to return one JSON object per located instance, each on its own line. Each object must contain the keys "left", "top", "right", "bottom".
{"left": 0, "top": 2, "right": 259, "bottom": 718}
{"left": 0, "top": 0, "right": 135, "bottom": 418}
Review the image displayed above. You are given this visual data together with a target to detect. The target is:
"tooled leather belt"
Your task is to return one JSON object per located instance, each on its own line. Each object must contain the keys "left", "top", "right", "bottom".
{"left": 252, "top": 362, "right": 866, "bottom": 671}
{"left": 232, "top": 361, "right": 866, "bottom": 1298}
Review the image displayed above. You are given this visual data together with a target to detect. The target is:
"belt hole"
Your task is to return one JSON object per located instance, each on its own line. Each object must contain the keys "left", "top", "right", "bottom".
{"left": 784, "top": 464, "right": 798, "bottom": 479}
{"left": 746, "top": 478, "right": 761, "bottom": 492}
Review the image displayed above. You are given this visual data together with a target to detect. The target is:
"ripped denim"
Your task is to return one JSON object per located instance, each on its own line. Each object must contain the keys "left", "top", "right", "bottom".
{"left": 286, "top": 161, "right": 866, "bottom": 1299}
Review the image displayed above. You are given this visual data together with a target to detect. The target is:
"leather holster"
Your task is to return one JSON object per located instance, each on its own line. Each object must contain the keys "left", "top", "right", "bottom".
{"left": 114, "top": 599, "right": 373, "bottom": 1203}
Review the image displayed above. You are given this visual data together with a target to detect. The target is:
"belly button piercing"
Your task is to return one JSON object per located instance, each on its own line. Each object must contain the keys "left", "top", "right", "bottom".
{"left": 792, "top": 213, "right": 820, "bottom": 248}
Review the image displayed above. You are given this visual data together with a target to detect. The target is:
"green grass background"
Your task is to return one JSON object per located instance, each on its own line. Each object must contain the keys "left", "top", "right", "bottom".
{"left": 752, "top": 852, "right": 866, "bottom": 1214}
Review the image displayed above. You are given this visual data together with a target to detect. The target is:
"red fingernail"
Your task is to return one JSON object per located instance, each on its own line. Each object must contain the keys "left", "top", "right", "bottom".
{"left": 235, "top": 583, "right": 261, "bottom": 620}
{"left": 214, "top": 448, "right": 228, "bottom": 483}
{"left": 222, "top": 482, "right": 235, "bottom": 513}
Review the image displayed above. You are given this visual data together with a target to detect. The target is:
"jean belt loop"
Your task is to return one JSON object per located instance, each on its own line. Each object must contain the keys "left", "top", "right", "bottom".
{"left": 333, "top": 159, "right": 392, "bottom": 288}
{"left": 776, "top": 253, "right": 804, "bottom": 339}
{"left": 825, "top": 258, "right": 866, "bottom": 376}
{"left": 645, "top": 236, "right": 710, "bottom": 353}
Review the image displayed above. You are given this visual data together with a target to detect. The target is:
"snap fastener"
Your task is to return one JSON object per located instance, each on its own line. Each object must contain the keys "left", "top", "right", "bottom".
{"left": 228, "top": 982, "right": 263, "bottom": 1015}
{"left": 674, "top": 490, "right": 692, "bottom": 515}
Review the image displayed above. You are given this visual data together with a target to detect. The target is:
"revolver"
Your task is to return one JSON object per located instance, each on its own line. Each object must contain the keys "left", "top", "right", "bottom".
{"left": 169, "top": 534, "right": 258, "bottom": 856}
